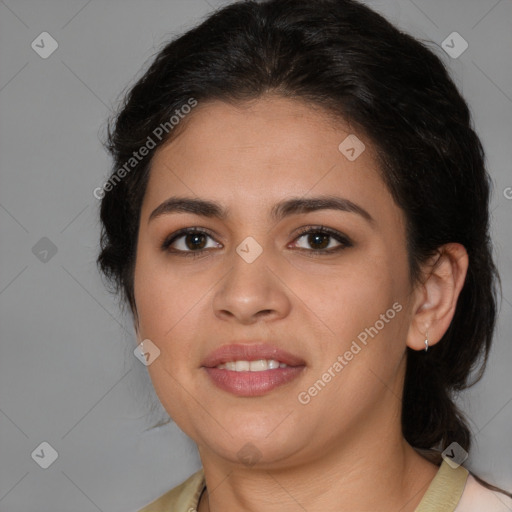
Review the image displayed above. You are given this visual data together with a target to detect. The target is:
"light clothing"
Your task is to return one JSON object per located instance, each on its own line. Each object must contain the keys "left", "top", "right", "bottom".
{"left": 138, "top": 460, "right": 512, "bottom": 512}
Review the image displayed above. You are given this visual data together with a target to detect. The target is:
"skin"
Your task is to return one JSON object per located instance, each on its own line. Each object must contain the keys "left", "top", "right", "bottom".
{"left": 133, "top": 95, "right": 468, "bottom": 512}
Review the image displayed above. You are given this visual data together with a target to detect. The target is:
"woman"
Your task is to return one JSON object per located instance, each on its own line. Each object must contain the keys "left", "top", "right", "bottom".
{"left": 97, "top": 0, "right": 512, "bottom": 510}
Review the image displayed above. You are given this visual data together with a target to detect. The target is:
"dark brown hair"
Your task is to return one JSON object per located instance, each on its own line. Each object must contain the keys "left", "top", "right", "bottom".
{"left": 97, "top": 0, "right": 508, "bottom": 496}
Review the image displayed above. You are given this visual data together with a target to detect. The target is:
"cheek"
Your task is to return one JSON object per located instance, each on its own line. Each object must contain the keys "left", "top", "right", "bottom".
{"left": 296, "top": 275, "right": 408, "bottom": 426}
{"left": 305, "top": 247, "right": 404, "bottom": 334}
{"left": 133, "top": 254, "right": 207, "bottom": 424}
{"left": 134, "top": 245, "right": 208, "bottom": 339}
{"left": 297, "top": 242, "right": 410, "bottom": 391}
{"left": 133, "top": 250, "right": 201, "bottom": 396}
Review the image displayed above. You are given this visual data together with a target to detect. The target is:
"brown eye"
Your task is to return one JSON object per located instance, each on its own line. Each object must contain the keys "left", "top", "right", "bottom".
{"left": 305, "top": 232, "right": 331, "bottom": 250}
{"left": 183, "top": 232, "right": 208, "bottom": 250}
{"left": 291, "top": 226, "right": 353, "bottom": 254}
{"left": 161, "top": 228, "right": 222, "bottom": 256}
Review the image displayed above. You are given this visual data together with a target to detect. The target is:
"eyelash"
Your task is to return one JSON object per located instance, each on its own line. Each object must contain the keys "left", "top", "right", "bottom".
{"left": 161, "top": 225, "right": 353, "bottom": 259}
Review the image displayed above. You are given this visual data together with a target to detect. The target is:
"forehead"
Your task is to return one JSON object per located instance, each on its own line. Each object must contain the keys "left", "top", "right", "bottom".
{"left": 142, "top": 96, "right": 396, "bottom": 224}
{"left": 153, "top": 95, "right": 363, "bottom": 167}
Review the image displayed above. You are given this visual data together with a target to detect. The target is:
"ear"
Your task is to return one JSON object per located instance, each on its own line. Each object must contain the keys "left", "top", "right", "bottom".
{"left": 406, "top": 243, "right": 468, "bottom": 351}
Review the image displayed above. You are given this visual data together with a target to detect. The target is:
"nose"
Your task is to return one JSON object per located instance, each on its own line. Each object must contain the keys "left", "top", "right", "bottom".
{"left": 212, "top": 245, "right": 292, "bottom": 325}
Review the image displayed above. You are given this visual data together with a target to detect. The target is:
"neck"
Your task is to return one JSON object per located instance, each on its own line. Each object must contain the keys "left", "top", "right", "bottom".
{"left": 197, "top": 420, "right": 438, "bottom": 512}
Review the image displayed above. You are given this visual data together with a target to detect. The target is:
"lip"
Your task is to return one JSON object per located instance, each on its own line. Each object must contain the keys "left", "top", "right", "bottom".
{"left": 201, "top": 343, "right": 306, "bottom": 397}
{"left": 201, "top": 343, "right": 306, "bottom": 368}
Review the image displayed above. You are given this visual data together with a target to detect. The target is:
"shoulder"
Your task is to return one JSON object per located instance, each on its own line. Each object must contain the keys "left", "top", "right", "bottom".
{"left": 415, "top": 460, "right": 511, "bottom": 512}
{"left": 137, "top": 469, "right": 205, "bottom": 512}
{"left": 455, "top": 474, "right": 512, "bottom": 512}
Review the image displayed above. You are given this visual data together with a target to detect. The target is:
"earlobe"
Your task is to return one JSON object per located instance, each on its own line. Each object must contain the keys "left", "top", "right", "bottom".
{"left": 406, "top": 243, "right": 468, "bottom": 351}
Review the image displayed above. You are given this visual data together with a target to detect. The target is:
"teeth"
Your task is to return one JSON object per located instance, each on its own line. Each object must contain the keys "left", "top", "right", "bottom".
{"left": 215, "top": 359, "right": 287, "bottom": 371}
{"left": 236, "top": 360, "right": 250, "bottom": 371}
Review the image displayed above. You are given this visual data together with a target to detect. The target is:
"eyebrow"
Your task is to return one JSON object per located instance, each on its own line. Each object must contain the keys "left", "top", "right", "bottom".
{"left": 148, "top": 195, "right": 374, "bottom": 225}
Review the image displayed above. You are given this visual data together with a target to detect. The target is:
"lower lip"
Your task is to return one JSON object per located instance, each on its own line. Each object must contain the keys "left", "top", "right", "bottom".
{"left": 203, "top": 366, "right": 305, "bottom": 396}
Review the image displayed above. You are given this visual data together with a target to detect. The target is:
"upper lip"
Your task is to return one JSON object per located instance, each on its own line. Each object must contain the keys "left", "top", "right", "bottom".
{"left": 201, "top": 343, "right": 306, "bottom": 368}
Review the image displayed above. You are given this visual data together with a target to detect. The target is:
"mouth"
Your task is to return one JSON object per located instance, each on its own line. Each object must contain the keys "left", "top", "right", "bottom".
{"left": 201, "top": 343, "right": 306, "bottom": 396}
{"left": 215, "top": 359, "right": 289, "bottom": 371}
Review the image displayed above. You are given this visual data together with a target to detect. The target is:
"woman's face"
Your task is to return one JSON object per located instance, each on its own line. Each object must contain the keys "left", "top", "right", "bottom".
{"left": 133, "top": 96, "right": 418, "bottom": 468}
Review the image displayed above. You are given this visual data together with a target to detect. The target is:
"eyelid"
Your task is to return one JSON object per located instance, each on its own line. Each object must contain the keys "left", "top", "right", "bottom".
{"left": 293, "top": 225, "right": 351, "bottom": 241}
{"left": 160, "top": 226, "right": 221, "bottom": 251}
{"left": 291, "top": 225, "right": 353, "bottom": 252}
{"left": 161, "top": 225, "right": 353, "bottom": 255}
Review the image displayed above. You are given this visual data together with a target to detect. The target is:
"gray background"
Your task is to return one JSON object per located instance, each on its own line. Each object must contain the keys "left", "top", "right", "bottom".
{"left": 0, "top": 0, "right": 511, "bottom": 510}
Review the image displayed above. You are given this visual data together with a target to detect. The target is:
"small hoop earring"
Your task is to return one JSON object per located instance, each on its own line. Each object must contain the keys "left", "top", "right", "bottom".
{"left": 424, "top": 330, "right": 429, "bottom": 352}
